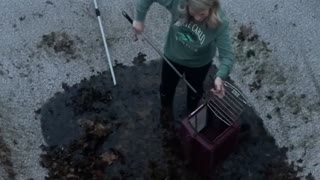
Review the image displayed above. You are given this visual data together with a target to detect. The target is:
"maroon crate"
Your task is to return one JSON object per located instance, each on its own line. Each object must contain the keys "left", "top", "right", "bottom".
{"left": 178, "top": 103, "right": 241, "bottom": 176}
{"left": 177, "top": 81, "right": 250, "bottom": 177}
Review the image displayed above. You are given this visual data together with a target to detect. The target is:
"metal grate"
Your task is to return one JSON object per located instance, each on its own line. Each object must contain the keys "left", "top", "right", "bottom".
{"left": 206, "top": 81, "right": 250, "bottom": 126}
{"left": 189, "top": 81, "right": 250, "bottom": 132}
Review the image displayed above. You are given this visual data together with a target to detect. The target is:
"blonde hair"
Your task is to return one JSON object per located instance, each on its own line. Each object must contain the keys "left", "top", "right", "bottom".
{"left": 176, "top": 0, "right": 221, "bottom": 29}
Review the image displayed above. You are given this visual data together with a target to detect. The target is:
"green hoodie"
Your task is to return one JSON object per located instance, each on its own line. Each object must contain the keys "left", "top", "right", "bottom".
{"left": 135, "top": 0, "right": 234, "bottom": 79}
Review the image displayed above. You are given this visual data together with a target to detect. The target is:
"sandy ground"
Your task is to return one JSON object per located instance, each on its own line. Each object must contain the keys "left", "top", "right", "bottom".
{"left": 0, "top": 0, "right": 319, "bottom": 179}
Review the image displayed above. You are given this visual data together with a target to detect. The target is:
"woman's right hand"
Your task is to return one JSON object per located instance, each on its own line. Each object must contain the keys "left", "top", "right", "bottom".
{"left": 132, "top": 20, "right": 144, "bottom": 40}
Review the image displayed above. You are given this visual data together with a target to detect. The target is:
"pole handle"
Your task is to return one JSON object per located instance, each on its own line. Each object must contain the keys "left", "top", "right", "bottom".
{"left": 122, "top": 11, "right": 133, "bottom": 24}
{"left": 121, "top": 10, "right": 199, "bottom": 95}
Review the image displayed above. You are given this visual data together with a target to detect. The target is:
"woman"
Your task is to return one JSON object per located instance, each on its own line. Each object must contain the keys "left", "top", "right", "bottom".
{"left": 133, "top": 0, "right": 234, "bottom": 118}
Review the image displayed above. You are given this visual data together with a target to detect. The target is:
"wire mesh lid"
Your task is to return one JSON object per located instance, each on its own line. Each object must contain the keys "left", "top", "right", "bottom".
{"left": 188, "top": 81, "right": 251, "bottom": 133}
{"left": 206, "top": 81, "right": 251, "bottom": 126}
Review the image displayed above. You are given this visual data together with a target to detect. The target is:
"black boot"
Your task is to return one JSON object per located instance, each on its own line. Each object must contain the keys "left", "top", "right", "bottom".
{"left": 159, "top": 89, "right": 175, "bottom": 130}
{"left": 160, "top": 106, "right": 175, "bottom": 130}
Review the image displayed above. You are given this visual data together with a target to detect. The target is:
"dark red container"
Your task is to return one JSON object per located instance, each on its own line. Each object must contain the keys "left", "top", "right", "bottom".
{"left": 178, "top": 103, "right": 240, "bottom": 176}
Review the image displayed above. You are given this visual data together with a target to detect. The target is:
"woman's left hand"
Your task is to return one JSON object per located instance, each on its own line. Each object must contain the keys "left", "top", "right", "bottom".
{"left": 210, "top": 76, "right": 225, "bottom": 98}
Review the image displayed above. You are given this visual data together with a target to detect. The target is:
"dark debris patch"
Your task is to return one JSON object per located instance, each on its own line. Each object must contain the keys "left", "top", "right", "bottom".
{"left": 38, "top": 61, "right": 312, "bottom": 179}
{"left": 263, "top": 149, "right": 301, "bottom": 180}
{"left": 246, "top": 49, "right": 256, "bottom": 58}
{"left": 237, "top": 24, "right": 259, "bottom": 42}
{"left": 69, "top": 85, "right": 113, "bottom": 115}
{"left": 46, "top": 1, "right": 54, "bottom": 5}
{"left": 306, "top": 173, "right": 316, "bottom": 180}
{"left": 40, "top": 117, "right": 120, "bottom": 180}
{"left": 133, "top": 52, "right": 147, "bottom": 65}
{"left": 249, "top": 80, "right": 262, "bottom": 92}
{"left": 19, "top": 16, "right": 26, "bottom": 21}
{"left": 0, "top": 129, "right": 16, "bottom": 180}
{"left": 38, "top": 32, "right": 77, "bottom": 56}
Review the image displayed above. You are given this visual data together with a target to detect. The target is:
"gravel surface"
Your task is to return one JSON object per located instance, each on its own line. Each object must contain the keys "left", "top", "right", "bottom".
{"left": 0, "top": 0, "right": 319, "bottom": 179}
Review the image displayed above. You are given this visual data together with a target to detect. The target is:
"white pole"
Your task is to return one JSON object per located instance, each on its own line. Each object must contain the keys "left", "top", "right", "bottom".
{"left": 93, "top": 0, "right": 117, "bottom": 86}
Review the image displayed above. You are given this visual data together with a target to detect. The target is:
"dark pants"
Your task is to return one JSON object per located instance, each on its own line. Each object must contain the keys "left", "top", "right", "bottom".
{"left": 160, "top": 59, "right": 211, "bottom": 113}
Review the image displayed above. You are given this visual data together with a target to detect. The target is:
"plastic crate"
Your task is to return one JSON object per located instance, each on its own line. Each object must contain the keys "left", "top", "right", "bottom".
{"left": 178, "top": 103, "right": 241, "bottom": 176}
{"left": 177, "top": 81, "right": 250, "bottom": 176}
